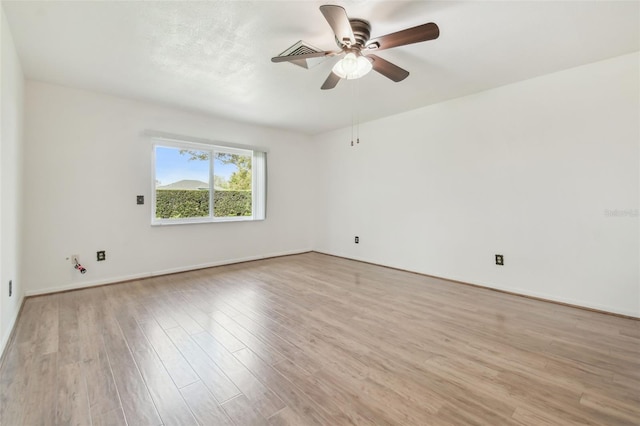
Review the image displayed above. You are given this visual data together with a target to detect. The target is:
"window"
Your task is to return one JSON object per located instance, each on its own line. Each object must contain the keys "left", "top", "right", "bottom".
{"left": 152, "top": 138, "right": 266, "bottom": 225}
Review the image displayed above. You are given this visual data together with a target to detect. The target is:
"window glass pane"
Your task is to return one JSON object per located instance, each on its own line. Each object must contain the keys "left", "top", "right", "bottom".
{"left": 151, "top": 139, "right": 264, "bottom": 225}
{"left": 155, "top": 146, "right": 210, "bottom": 219}
{"left": 213, "top": 151, "right": 252, "bottom": 217}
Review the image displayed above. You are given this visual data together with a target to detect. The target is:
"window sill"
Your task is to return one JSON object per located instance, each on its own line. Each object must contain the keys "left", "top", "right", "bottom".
{"left": 151, "top": 216, "right": 262, "bottom": 226}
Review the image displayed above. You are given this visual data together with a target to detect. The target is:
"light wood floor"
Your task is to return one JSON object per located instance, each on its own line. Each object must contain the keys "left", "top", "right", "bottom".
{"left": 1, "top": 252, "right": 638, "bottom": 425}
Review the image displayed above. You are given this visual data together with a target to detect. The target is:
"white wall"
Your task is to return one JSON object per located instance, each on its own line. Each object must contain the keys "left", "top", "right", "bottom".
{"left": 16, "top": 50, "right": 640, "bottom": 318}
{"left": 313, "top": 52, "right": 640, "bottom": 317}
{"left": 1, "top": 8, "right": 25, "bottom": 353}
{"left": 23, "top": 81, "right": 315, "bottom": 295}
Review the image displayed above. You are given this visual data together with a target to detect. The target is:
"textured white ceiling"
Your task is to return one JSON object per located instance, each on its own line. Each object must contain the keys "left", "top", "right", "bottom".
{"left": 3, "top": 1, "right": 639, "bottom": 135}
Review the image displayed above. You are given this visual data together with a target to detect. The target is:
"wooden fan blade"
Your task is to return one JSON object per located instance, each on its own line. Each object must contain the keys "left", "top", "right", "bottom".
{"left": 271, "top": 51, "right": 336, "bottom": 63}
{"left": 320, "top": 5, "right": 355, "bottom": 46}
{"left": 367, "top": 54, "right": 409, "bottom": 82}
{"left": 321, "top": 72, "right": 341, "bottom": 90}
{"left": 365, "top": 23, "right": 439, "bottom": 51}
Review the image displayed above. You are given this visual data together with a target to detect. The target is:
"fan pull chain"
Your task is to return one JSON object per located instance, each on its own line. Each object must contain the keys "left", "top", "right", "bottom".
{"left": 349, "top": 78, "right": 361, "bottom": 147}
{"left": 350, "top": 78, "right": 355, "bottom": 146}
{"left": 356, "top": 78, "right": 360, "bottom": 144}
{"left": 350, "top": 95, "right": 353, "bottom": 146}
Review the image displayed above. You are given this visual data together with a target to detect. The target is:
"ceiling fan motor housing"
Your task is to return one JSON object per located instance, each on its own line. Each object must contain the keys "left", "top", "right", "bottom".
{"left": 336, "top": 19, "right": 371, "bottom": 49}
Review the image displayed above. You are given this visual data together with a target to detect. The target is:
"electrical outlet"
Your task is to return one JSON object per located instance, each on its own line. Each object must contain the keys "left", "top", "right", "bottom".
{"left": 495, "top": 254, "right": 504, "bottom": 265}
{"left": 354, "top": 236, "right": 359, "bottom": 244}
{"left": 9, "top": 280, "right": 12, "bottom": 297}
{"left": 97, "top": 250, "right": 106, "bottom": 261}
{"left": 137, "top": 195, "right": 144, "bottom": 205}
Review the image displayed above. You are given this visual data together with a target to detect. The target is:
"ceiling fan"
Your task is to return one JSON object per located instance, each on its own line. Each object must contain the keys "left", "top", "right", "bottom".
{"left": 271, "top": 5, "right": 439, "bottom": 90}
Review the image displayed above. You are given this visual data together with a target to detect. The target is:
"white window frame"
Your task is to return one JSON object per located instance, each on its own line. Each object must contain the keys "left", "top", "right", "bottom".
{"left": 151, "top": 137, "right": 266, "bottom": 225}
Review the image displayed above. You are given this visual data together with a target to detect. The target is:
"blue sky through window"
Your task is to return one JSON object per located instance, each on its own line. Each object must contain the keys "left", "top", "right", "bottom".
{"left": 155, "top": 146, "right": 237, "bottom": 186}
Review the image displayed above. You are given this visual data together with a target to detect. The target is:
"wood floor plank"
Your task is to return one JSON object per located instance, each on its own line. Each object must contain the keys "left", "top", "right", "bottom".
{"left": 165, "top": 326, "right": 241, "bottom": 403}
{"left": 131, "top": 347, "right": 198, "bottom": 425}
{"left": 227, "top": 311, "right": 320, "bottom": 373}
{"left": 179, "top": 287, "right": 234, "bottom": 315}
{"left": 56, "top": 362, "right": 91, "bottom": 426}
{"left": 233, "top": 347, "right": 331, "bottom": 426}
{"left": 0, "top": 343, "right": 37, "bottom": 425}
{"left": 14, "top": 298, "right": 41, "bottom": 344}
{"left": 222, "top": 394, "right": 270, "bottom": 426}
{"left": 191, "top": 330, "right": 285, "bottom": 418}
{"left": 579, "top": 391, "right": 640, "bottom": 425}
{"left": 21, "top": 352, "right": 57, "bottom": 426}
{"left": 210, "top": 310, "right": 286, "bottom": 365}
{"left": 179, "top": 294, "right": 247, "bottom": 352}
{"left": 58, "top": 292, "right": 82, "bottom": 366}
{"left": 180, "top": 380, "right": 234, "bottom": 426}
{"left": 113, "top": 308, "right": 199, "bottom": 425}
{"left": 35, "top": 296, "right": 59, "bottom": 355}
{"left": 268, "top": 406, "right": 316, "bottom": 426}
{"left": 157, "top": 296, "right": 205, "bottom": 335}
{"left": 91, "top": 407, "right": 128, "bottom": 426}
{"left": 511, "top": 406, "right": 563, "bottom": 426}
{"left": 144, "top": 295, "right": 180, "bottom": 330}
{"left": 79, "top": 317, "right": 121, "bottom": 419}
{"left": 113, "top": 305, "right": 153, "bottom": 354}
{"left": 138, "top": 319, "right": 200, "bottom": 389}
{"left": 101, "top": 313, "right": 162, "bottom": 425}
{"left": 0, "top": 253, "right": 638, "bottom": 425}
{"left": 272, "top": 358, "right": 397, "bottom": 426}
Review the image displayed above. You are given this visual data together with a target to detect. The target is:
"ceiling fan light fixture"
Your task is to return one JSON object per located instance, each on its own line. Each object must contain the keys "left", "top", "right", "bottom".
{"left": 332, "top": 52, "right": 372, "bottom": 79}
{"left": 273, "top": 5, "right": 440, "bottom": 89}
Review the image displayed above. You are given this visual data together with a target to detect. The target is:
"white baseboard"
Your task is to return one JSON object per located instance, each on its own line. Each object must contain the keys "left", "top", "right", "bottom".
{"left": 312, "top": 250, "right": 640, "bottom": 319}
{"left": 466, "top": 279, "right": 639, "bottom": 319}
{"left": 22, "top": 248, "right": 639, "bottom": 318}
{"left": 1, "top": 294, "right": 25, "bottom": 364}
{"left": 25, "top": 248, "right": 312, "bottom": 297}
